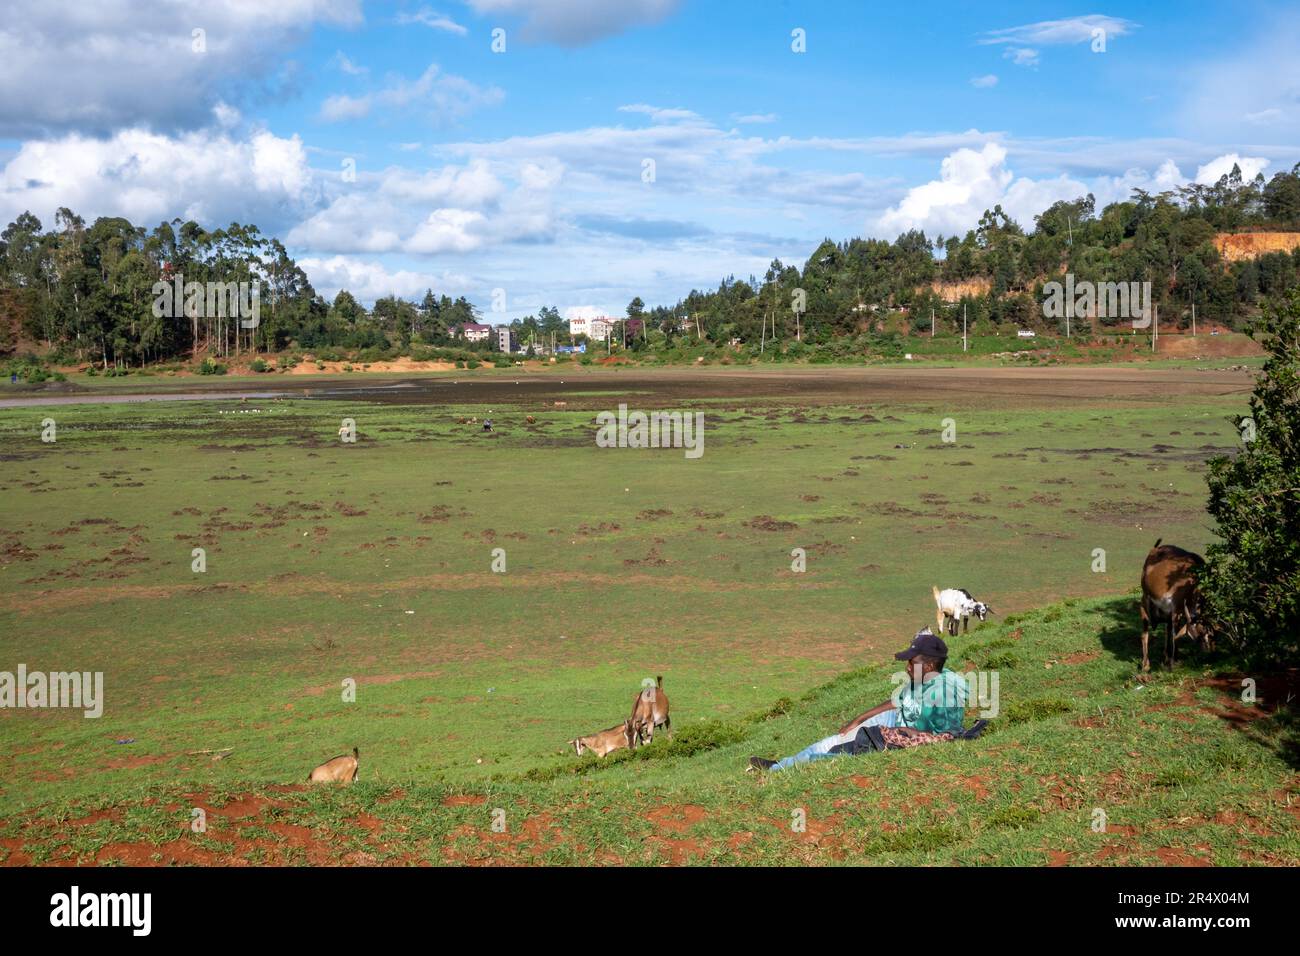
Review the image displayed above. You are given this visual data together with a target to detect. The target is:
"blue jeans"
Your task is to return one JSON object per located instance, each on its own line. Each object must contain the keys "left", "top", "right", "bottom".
{"left": 770, "top": 709, "right": 898, "bottom": 771}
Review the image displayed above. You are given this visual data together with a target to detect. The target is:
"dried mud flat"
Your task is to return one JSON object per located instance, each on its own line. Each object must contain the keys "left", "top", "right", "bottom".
{"left": 0, "top": 365, "right": 1256, "bottom": 410}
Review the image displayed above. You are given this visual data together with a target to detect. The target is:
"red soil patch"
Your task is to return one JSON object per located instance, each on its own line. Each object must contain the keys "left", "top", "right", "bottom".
{"left": 645, "top": 804, "right": 708, "bottom": 835}
{"left": 1153, "top": 846, "right": 1213, "bottom": 866}
{"left": 66, "top": 809, "right": 120, "bottom": 827}
{"left": 727, "top": 831, "right": 755, "bottom": 851}
{"left": 647, "top": 835, "right": 711, "bottom": 865}
{"left": 101, "top": 754, "right": 169, "bottom": 770}
{"left": 94, "top": 838, "right": 224, "bottom": 867}
{"left": 442, "top": 794, "right": 487, "bottom": 807}
{"left": 441, "top": 811, "right": 566, "bottom": 865}
{"left": 1061, "top": 651, "right": 1100, "bottom": 665}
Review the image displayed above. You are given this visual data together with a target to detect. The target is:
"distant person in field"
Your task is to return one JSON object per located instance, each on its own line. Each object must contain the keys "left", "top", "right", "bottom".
{"left": 748, "top": 629, "right": 967, "bottom": 772}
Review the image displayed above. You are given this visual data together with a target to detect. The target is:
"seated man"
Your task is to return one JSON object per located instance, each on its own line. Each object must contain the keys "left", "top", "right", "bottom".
{"left": 748, "top": 628, "right": 967, "bottom": 773}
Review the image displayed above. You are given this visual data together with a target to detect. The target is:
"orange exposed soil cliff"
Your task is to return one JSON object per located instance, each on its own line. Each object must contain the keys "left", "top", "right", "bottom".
{"left": 1213, "top": 232, "right": 1300, "bottom": 261}
{"left": 930, "top": 278, "right": 993, "bottom": 302}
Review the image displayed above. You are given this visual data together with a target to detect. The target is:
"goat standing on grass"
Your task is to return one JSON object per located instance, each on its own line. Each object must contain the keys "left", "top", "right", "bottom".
{"left": 933, "top": 587, "right": 992, "bottom": 636}
{"left": 630, "top": 676, "right": 672, "bottom": 746}
{"left": 1140, "top": 539, "right": 1212, "bottom": 672}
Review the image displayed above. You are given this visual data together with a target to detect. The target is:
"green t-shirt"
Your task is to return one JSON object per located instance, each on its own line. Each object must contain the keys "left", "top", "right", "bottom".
{"left": 895, "top": 669, "right": 968, "bottom": 734}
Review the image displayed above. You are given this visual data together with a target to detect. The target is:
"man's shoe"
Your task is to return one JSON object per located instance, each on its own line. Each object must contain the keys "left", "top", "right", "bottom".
{"left": 748, "top": 756, "right": 778, "bottom": 772}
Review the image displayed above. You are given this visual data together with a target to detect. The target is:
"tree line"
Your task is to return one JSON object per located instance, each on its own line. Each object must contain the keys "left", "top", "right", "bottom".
{"left": 3, "top": 160, "right": 1300, "bottom": 367}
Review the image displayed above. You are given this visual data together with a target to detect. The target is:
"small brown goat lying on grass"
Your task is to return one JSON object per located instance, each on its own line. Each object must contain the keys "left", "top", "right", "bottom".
{"left": 308, "top": 747, "right": 359, "bottom": 784}
{"left": 1141, "top": 539, "right": 1213, "bottom": 672}
{"left": 630, "top": 676, "right": 671, "bottom": 745}
{"left": 570, "top": 720, "right": 636, "bottom": 758}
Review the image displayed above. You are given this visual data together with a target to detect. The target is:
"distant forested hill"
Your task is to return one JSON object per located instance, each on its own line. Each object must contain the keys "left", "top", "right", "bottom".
{"left": 3, "top": 161, "right": 1299, "bottom": 368}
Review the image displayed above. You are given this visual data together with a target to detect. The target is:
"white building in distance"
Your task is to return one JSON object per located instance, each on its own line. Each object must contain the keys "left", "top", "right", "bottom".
{"left": 569, "top": 315, "right": 613, "bottom": 341}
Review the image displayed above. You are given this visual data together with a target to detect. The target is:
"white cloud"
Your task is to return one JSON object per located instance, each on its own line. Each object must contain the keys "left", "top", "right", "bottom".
{"left": 1003, "top": 48, "right": 1039, "bottom": 68}
{"left": 1244, "top": 108, "right": 1284, "bottom": 126}
{"left": 465, "top": 0, "right": 680, "bottom": 46}
{"left": 212, "top": 102, "right": 242, "bottom": 129}
{"left": 0, "top": 0, "right": 362, "bottom": 137}
{"left": 0, "top": 127, "right": 315, "bottom": 233}
{"left": 618, "top": 104, "right": 703, "bottom": 124}
{"left": 286, "top": 159, "right": 560, "bottom": 255}
{"left": 733, "top": 113, "right": 779, "bottom": 124}
{"left": 874, "top": 144, "right": 1281, "bottom": 239}
{"left": 875, "top": 142, "right": 1085, "bottom": 236}
{"left": 380, "top": 161, "right": 506, "bottom": 206}
{"left": 1195, "top": 153, "right": 1269, "bottom": 185}
{"left": 980, "top": 15, "right": 1137, "bottom": 47}
{"left": 319, "top": 63, "right": 504, "bottom": 124}
{"left": 298, "top": 255, "right": 468, "bottom": 302}
{"left": 396, "top": 7, "right": 469, "bottom": 35}
{"left": 969, "top": 75, "right": 999, "bottom": 89}
{"left": 333, "top": 52, "right": 369, "bottom": 75}
{"left": 407, "top": 209, "right": 488, "bottom": 254}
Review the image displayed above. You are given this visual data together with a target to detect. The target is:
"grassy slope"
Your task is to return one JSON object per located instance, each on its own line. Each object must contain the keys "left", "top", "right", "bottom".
{"left": 2, "top": 595, "right": 1296, "bottom": 865}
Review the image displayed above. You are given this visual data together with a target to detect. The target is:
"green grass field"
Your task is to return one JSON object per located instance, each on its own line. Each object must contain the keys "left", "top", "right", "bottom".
{"left": 0, "top": 369, "right": 1295, "bottom": 865}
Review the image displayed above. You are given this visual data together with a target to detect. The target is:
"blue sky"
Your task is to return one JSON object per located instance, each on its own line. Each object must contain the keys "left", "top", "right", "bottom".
{"left": 1, "top": 1, "right": 1297, "bottom": 319}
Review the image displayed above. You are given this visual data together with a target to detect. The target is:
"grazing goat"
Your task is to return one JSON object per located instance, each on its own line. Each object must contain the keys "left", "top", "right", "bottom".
{"left": 1140, "top": 539, "right": 1212, "bottom": 672}
{"left": 629, "top": 676, "right": 672, "bottom": 746}
{"left": 308, "top": 747, "right": 359, "bottom": 784}
{"left": 570, "top": 720, "right": 636, "bottom": 758}
{"left": 933, "top": 587, "right": 993, "bottom": 636}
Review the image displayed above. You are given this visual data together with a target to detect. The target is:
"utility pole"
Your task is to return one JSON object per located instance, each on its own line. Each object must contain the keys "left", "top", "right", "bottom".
{"left": 1192, "top": 301, "right": 1197, "bottom": 337}
{"left": 760, "top": 311, "right": 767, "bottom": 354}
{"left": 931, "top": 307, "right": 935, "bottom": 337}
{"left": 963, "top": 304, "right": 968, "bottom": 352}
{"left": 1153, "top": 302, "right": 1158, "bottom": 352}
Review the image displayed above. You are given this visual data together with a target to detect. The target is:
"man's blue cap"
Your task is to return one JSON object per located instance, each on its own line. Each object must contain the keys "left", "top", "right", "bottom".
{"left": 894, "top": 627, "right": 949, "bottom": 660}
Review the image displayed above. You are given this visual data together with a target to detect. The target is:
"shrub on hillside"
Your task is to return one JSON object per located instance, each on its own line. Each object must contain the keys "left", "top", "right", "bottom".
{"left": 197, "top": 359, "right": 227, "bottom": 375}
{"left": 1203, "top": 290, "right": 1300, "bottom": 668}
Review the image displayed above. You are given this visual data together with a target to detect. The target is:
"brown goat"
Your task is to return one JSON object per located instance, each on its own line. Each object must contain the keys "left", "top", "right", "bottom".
{"left": 630, "top": 676, "right": 672, "bottom": 746}
{"left": 570, "top": 720, "right": 636, "bottom": 758}
{"left": 1140, "top": 539, "right": 1212, "bottom": 672}
{"left": 308, "top": 747, "right": 359, "bottom": 784}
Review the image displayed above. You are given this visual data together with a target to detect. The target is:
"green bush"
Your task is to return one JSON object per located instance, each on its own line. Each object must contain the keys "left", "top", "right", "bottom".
{"left": 197, "top": 359, "right": 227, "bottom": 376}
{"left": 466, "top": 360, "right": 480, "bottom": 369}
{"left": 249, "top": 358, "right": 269, "bottom": 373}
{"left": 1203, "top": 290, "right": 1300, "bottom": 668}
{"left": 1004, "top": 696, "right": 1072, "bottom": 724}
